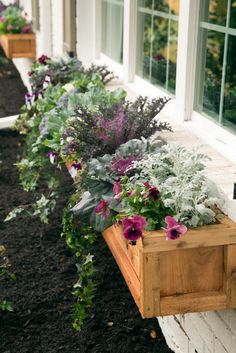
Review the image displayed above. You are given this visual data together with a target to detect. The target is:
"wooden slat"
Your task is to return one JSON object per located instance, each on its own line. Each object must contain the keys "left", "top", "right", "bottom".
{"left": 159, "top": 246, "right": 223, "bottom": 296}
{"left": 160, "top": 292, "right": 227, "bottom": 316}
{"left": 140, "top": 253, "right": 161, "bottom": 318}
{"left": 142, "top": 227, "right": 236, "bottom": 253}
{"left": 224, "top": 244, "right": 236, "bottom": 307}
{"left": 102, "top": 228, "right": 141, "bottom": 309}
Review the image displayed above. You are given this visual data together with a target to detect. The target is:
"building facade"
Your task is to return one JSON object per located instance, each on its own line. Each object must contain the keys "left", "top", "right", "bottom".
{"left": 7, "top": 1, "right": 236, "bottom": 352}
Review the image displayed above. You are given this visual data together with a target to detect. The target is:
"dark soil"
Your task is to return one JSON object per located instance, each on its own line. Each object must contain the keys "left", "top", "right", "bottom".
{"left": 0, "top": 47, "right": 26, "bottom": 118}
{"left": 0, "top": 54, "right": 174, "bottom": 353}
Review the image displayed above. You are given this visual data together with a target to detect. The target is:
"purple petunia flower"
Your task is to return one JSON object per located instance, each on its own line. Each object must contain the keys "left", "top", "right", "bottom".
{"left": 144, "top": 183, "right": 160, "bottom": 201}
{"left": 164, "top": 216, "right": 187, "bottom": 240}
{"left": 121, "top": 215, "right": 147, "bottom": 241}
{"left": 95, "top": 200, "right": 110, "bottom": 219}
{"left": 47, "top": 151, "right": 58, "bottom": 164}
{"left": 38, "top": 54, "right": 50, "bottom": 65}
{"left": 69, "top": 162, "right": 82, "bottom": 178}
{"left": 113, "top": 181, "right": 122, "bottom": 199}
{"left": 22, "top": 24, "right": 31, "bottom": 33}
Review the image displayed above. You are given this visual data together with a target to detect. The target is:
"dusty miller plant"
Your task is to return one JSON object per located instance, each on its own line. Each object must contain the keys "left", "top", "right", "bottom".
{"left": 132, "top": 144, "right": 218, "bottom": 227}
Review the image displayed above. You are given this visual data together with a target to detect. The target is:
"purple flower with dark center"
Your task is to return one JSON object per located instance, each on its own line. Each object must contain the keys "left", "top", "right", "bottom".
{"left": 95, "top": 200, "right": 110, "bottom": 219}
{"left": 38, "top": 54, "right": 50, "bottom": 65}
{"left": 121, "top": 216, "right": 147, "bottom": 241}
{"left": 144, "top": 183, "right": 160, "bottom": 201}
{"left": 69, "top": 162, "right": 82, "bottom": 178}
{"left": 113, "top": 181, "right": 122, "bottom": 199}
{"left": 22, "top": 24, "right": 31, "bottom": 33}
{"left": 47, "top": 151, "right": 58, "bottom": 164}
{"left": 164, "top": 216, "right": 187, "bottom": 240}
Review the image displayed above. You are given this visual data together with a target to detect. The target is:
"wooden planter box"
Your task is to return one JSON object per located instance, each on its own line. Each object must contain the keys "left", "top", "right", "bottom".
{"left": 0, "top": 33, "right": 36, "bottom": 59}
{"left": 102, "top": 216, "right": 236, "bottom": 318}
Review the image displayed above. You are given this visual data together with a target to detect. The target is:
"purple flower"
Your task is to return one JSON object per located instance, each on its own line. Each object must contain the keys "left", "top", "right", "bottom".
{"left": 144, "top": 183, "right": 160, "bottom": 201}
{"left": 38, "top": 54, "right": 50, "bottom": 65}
{"left": 95, "top": 200, "right": 110, "bottom": 219}
{"left": 113, "top": 181, "right": 122, "bottom": 199}
{"left": 47, "top": 151, "right": 58, "bottom": 164}
{"left": 0, "top": 16, "right": 6, "bottom": 23}
{"left": 22, "top": 25, "right": 31, "bottom": 33}
{"left": 164, "top": 216, "right": 187, "bottom": 240}
{"left": 68, "top": 163, "right": 82, "bottom": 178}
{"left": 121, "top": 215, "right": 147, "bottom": 241}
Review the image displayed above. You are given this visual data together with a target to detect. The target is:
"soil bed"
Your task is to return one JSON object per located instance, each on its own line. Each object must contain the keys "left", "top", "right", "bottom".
{"left": 0, "top": 55, "right": 173, "bottom": 353}
{"left": 0, "top": 47, "right": 26, "bottom": 118}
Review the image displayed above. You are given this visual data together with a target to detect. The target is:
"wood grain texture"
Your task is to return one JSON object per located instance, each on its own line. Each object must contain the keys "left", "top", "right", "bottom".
{"left": 102, "top": 216, "right": 236, "bottom": 318}
{"left": 140, "top": 253, "right": 160, "bottom": 318}
{"left": 160, "top": 292, "right": 227, "bottom": 316}
{"left": 102, "top": 226, "right": 141, "bottom": 308}
{"left": 0, "top": 34, "right": 36, "bottom": 59}
{"left": 159, "top": 246, "right": 223, "bottom": 296}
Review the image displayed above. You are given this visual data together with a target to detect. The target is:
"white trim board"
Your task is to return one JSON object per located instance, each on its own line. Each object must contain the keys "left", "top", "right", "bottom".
{"left": 0, "top": 115, "right": 18, "bottom": 129}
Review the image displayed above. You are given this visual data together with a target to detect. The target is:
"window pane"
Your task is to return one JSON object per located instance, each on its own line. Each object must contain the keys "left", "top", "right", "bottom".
{"left": 153, "top": 0, "right": 169, "bottom": 13}
{"left": 223, "top": 34, "right": 236, "bottom": 128}
{"left": 197, "top": 29, "right": 224, "bottom": 119}
{"left": 136, "top": 11, "right": 152, "bottom": 80}
{"left": 101, "top": 0, "right": 124, "bottom": 64}
{"left": 136, "top": 1, "right": 179, "bottom": 94}
{"left": 138, "top": 0, "right": 153, "bottom": 9}
{"left": 151, "top": 17, "right": 168, "bottom": 87}
{"left": 201, "top": 0, "right": 228, "bottom": 26}
{"left": 230, "top": 0, "right": 236, "bottom": 28}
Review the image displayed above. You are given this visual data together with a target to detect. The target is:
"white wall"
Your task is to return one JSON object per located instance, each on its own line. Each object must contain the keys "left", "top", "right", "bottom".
{"left": 51, "top": 0, "right": 63, "bottom": 57}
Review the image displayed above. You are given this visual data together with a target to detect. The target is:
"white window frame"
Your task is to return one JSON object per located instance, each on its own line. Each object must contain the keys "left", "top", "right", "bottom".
{"left": 91, "top": 0, "right": 236, "bottom": 164}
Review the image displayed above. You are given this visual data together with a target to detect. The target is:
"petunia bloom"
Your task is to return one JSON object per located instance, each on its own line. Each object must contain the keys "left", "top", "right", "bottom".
{"left": 47, "top": 151, "right": 58, "bottom": 164}
{"left": 144, "top": 182, "right": 160, "bottom": 201}
{"left": 38, "top": 54, "right": 50, "bottom": 65}
{"left": 95, "top": 200, "right": 110, "bottom": 219}
{"left": 22, "top": 25, "right": 31, "bottom": 33}
{"left": 69, "top": 162, "right": 82, "bottom": 178}
{"left": 121, "top": 215, "right": 147, "bottom": 241}
{"left": 164, "top": 216, "right": 187, "bottom": 240}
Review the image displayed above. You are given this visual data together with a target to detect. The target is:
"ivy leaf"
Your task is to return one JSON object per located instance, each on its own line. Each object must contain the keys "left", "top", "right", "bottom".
{"left": 4, "top": 207, "right": 24, "bottom": 222}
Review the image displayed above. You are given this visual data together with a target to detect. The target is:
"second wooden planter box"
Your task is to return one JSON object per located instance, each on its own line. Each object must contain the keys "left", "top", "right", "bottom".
{"left": 102, "top": 217, "right": 236, "bottom": 318}
{"left": 0, "top": 33, "right": 36, "bottom": 59}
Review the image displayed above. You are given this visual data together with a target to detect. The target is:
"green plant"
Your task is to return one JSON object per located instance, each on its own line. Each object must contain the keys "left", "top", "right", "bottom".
{"left": 62, "top": 194, "right": 97, "bottom": 331}
{"left": 0, "top": 4, "right": 32, "bottom": 34}
{"left": 0, "top": 245, "right": 14, "bottom": 312}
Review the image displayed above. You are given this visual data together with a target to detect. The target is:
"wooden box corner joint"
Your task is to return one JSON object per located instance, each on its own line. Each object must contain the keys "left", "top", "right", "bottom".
{"left": 102, "top": 216, "right": 236, "bottom": 318}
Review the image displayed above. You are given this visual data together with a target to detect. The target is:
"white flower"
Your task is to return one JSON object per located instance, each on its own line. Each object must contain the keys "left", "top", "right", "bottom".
{"left": 63, "top": 83, "right": 75, "bottom": 92}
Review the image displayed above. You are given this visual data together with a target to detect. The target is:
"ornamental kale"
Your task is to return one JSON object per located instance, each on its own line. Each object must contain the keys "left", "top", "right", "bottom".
{"left": 62, "top": 95, "right": 171, "bottom": 161}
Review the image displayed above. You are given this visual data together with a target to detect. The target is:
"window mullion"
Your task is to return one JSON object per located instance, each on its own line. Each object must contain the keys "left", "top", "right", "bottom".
{"left": 175, "top": 0, "right": 200, "bottom": 122}
{"left": 219, "top": 0, "right": 231, "bottom": 124}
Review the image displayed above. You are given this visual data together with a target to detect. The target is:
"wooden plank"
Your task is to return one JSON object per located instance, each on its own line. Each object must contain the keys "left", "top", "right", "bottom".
{"left": 142, "top": 227, "right": 236, "bottom": 252}
{"left": 140, "top": 253, "right": 161, "bottom": 318}
{"left": 224, "top": 244, "right": 236, "bottom": 307}
{"left": 160, "top": 292, "right": 227, "bottom": 317}
{"left": 102, "top": 228, "right": 141, "bottom": 309}
{"left": 159, "top": 246, "right": 223, "bottom": 296}
{"left": 0, "top": 34, "right": 36, "bottom": 59}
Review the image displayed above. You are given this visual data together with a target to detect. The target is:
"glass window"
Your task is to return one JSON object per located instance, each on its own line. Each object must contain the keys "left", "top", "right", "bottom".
{"left": 195, "top": 0, "right": 236, "bottom": 132}
{"left": 136, "top": 0, "right": 179, "bottom": 94}
{"left": 101, "top": 0, "right": 124, "bottom": 64}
